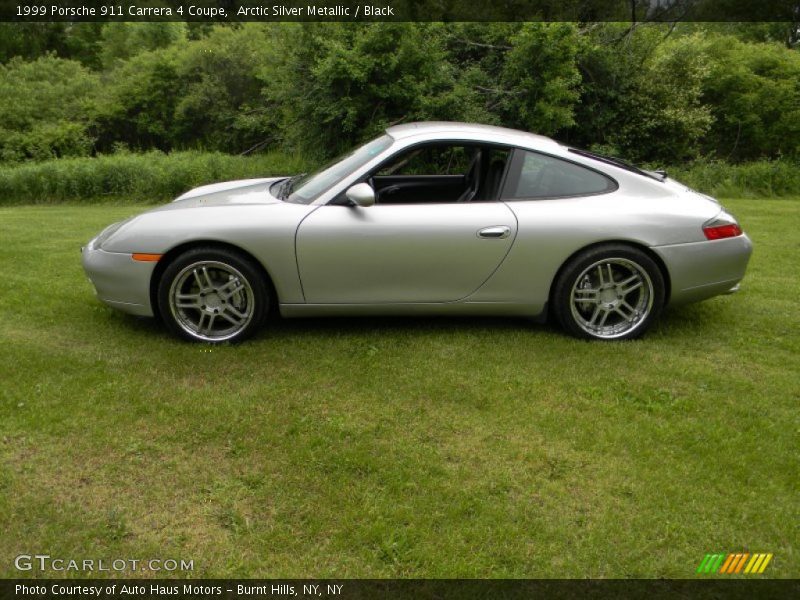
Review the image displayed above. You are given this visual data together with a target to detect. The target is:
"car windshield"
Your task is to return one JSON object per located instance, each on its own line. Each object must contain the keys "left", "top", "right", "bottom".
{"left": 286, "top": 134, "right": 394, "bottom": 203}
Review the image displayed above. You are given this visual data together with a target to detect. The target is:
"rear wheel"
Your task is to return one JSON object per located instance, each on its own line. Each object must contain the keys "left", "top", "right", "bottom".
{"left": 552, "top": 244, "right": 665, "bottom": 340}
{"left": 157, "top": 247, "right": 268, "bottom": 343}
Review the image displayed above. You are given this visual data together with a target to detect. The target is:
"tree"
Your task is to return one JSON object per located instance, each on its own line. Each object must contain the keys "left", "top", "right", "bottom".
{"left": 93, "top": 25, "right": 281, "bottom": 155}
{"left": 436, "top": 23, "right": 582, "bottom": 136}
{"left": 701, "top": 34, "right": 800, "bottom": 160}
{"left": 265, "top": 23, "right": 453, "bottom": 156}
{"left": 171, "top": 24, "right": 280, "bottom": 154}
{"left": 0, "top": 55, "right": 100, "bottom": 161}
{"left": 570, "top": 25, "right": 712, "bottom": 163}
{"left": 100, "top": 23, "right": 188, "bottom": 69}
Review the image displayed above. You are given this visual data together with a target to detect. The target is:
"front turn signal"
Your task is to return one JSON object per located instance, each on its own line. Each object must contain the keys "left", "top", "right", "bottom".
{"left": 131, "top": 253, "right": 163, "bottom": 262}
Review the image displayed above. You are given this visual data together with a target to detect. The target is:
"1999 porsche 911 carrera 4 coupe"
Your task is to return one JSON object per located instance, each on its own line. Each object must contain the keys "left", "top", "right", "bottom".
{"left": 82, "top": 122, "right": 752, "bottom": 342}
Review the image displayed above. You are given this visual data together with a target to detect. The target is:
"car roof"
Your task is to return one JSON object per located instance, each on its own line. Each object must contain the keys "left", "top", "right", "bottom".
{"left": 385, "top": 121, "right": 561, "bottom": 151}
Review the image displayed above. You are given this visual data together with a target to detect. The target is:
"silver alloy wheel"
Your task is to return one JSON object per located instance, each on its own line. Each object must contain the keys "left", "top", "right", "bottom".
{"left": 168, "top": 260, "right": 255, "bottom": 342}
{"left": 569, "top": 258, "right": 654, "bottom": 339}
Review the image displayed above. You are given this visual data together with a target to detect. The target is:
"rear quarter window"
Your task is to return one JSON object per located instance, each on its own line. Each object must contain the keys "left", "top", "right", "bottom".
{"left": 504, "top": 150, "right": 616, "bottom": 199}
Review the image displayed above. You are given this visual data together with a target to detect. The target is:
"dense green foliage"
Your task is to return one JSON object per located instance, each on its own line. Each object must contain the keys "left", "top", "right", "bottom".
{"left": 266, "top": 23, "right": 451, "bottom": 153}
{"left": 671, "top": 159, "right": 800, "bottom": 198}
{"left": 0, "top": 22, "right": 798, "bottom": 166}
{"left": 0, "top": 55, "right": 100, "bottom": 161}
{"left": 701, "top": 34, "right": 800, "bottom": 161}
{"left": 570, "top": 27, "right": 714, "bottom": 162}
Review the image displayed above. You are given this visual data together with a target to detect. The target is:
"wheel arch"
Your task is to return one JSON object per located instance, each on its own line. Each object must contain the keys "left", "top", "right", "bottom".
{"left": 548, "top": 240, "right": 672, "bottom": 309}
{"left": 149, "top": 240, "right": 278, "bottom": 321}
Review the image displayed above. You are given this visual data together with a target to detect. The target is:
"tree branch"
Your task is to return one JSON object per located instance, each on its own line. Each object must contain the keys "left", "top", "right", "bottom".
{"left": 474, "top": 85, "right": 521, "bottom": 96}
{"left": 456, "top": 38, "right": 512, "bottom": 51}
{"left": 239, "top": 137, "right": 274, "bottom": 156}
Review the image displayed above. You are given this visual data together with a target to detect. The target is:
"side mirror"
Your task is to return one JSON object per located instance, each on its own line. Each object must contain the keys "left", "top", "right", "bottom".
{"left": 345, "top": 183, "right": 375, "bottom": 207}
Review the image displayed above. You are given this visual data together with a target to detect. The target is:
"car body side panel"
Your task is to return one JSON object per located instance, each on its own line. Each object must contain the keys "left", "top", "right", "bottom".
{"left": 99, "top": 202, "right": 316, "bottom": 305}
{"left": 295, "top": 202, "right": 518, "bottom": 303}
{"left": 466, "top": 190, "right": 723, "bottom": 310}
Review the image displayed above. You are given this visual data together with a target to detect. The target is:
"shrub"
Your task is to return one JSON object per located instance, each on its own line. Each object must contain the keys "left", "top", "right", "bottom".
{"left": 670, "top": 159, "right": 800, "bottom": 198}
{"left": 0, "top": 150, "right": 310, "bottom": 205}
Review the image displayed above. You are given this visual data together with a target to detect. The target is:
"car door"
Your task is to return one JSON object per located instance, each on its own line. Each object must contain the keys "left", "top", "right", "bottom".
{"left": 295, "top": 201, "right": 518, "bottom": 304}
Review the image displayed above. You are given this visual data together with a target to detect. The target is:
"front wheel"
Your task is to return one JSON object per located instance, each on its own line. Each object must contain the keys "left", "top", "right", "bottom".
{"left": 157, "top": 247, "right": 268, "bottom": 343}
{"left": 552, "top": 244, "right": 665, "bottom": 340}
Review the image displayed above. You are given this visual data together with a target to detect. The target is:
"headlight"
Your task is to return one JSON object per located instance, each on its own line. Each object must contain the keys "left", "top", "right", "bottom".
{"left": 91, "top": 220, "right": 130, "bottom": 249}
{"left": 96, "top": 221, "right": 123, "bottom": 246}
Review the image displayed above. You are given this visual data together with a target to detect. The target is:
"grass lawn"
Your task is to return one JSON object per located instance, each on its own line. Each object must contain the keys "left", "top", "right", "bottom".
{"left": 0, "top": 198, "right": 797, "bottom": 578}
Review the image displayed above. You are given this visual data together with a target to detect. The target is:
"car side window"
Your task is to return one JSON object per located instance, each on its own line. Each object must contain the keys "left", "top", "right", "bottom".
{"left": 360, "top": 143, "right": 511, "bottom": 205}
{"left": 503, "top": 150, "right": 616, "bottom": 199}
{"left": 376, "top": 145, "right": 474, "bottom": 176}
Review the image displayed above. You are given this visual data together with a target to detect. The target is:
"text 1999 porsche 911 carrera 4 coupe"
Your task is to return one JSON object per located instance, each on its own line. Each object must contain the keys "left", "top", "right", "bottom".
{"left": 82, "top": 122, "right": 752, "bottom": 342}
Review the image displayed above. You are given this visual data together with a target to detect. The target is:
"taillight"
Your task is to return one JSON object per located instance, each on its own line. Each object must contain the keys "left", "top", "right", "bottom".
{"left": 703, "top": 211, "right": 743, "bottom": 240}
{"left": 703, "top": 223, "right": 742, "bottom": 240}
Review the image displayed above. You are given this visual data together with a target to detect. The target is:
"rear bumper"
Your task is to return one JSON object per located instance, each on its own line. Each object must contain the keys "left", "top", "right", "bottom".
{"left": 653, "top": 234, "right": 753, "bottom": 305}
{"left": 81, "top": 241, "right": 155, "bottom": 317}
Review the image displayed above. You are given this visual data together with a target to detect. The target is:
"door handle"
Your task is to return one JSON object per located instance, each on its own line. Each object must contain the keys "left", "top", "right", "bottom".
{"left": 478, "top": 226, "right": 511, "bottom": 239}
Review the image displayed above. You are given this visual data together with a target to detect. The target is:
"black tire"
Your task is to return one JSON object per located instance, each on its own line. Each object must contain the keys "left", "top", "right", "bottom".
{"left": 552, "top": 244, "right": 665, "bottom": 341}
{"left": 157, "top": 246, "right": 269, "bottom": 343}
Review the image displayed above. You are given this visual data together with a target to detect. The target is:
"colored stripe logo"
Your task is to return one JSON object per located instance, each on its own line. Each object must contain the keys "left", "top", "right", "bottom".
{"left": 696, "top": 553, "right": 773, "bottom": 574}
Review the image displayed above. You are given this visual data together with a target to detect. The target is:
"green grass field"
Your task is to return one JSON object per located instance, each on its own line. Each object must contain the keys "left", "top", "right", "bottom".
{"left": 0, "top": 199, "right": 797, "bottom": 578}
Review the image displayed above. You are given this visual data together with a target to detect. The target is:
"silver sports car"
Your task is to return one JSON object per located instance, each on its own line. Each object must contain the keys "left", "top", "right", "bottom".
{"left": 82, "top": 122, "right": 752, "bottom": 342}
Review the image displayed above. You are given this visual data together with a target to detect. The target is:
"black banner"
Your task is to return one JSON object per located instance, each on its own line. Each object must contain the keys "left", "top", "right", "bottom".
{"left": 2, "top": 579, "right": 800, "bottom": 600}
{"left": 1, "top": 0, "right": 799, "bottom": 22}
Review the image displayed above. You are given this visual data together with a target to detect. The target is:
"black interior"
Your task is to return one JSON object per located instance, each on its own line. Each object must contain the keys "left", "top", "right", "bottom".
{"left": 481, "top": 156, "right": 507, "bottom": 201}
{"left": 371, "top": 174, "right": 466, "bottom": 203}
{"left": 367, "top": 145, "right": 510, "bottom": 204}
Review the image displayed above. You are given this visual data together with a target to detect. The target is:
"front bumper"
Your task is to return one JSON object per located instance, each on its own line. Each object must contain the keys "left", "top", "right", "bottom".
{"left": 653, "top": 234, "right": 753, "bottom": 305}
{"left": 81, "top": 241, "right": 156, "bottom": 317}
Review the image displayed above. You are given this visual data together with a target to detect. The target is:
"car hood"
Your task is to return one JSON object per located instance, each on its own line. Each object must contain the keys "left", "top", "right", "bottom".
{"left": 167, "top": 177, "right": 287, "bottom": 209}
{"left": 95, "top": 174, "right": 317, "bottom": 254}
